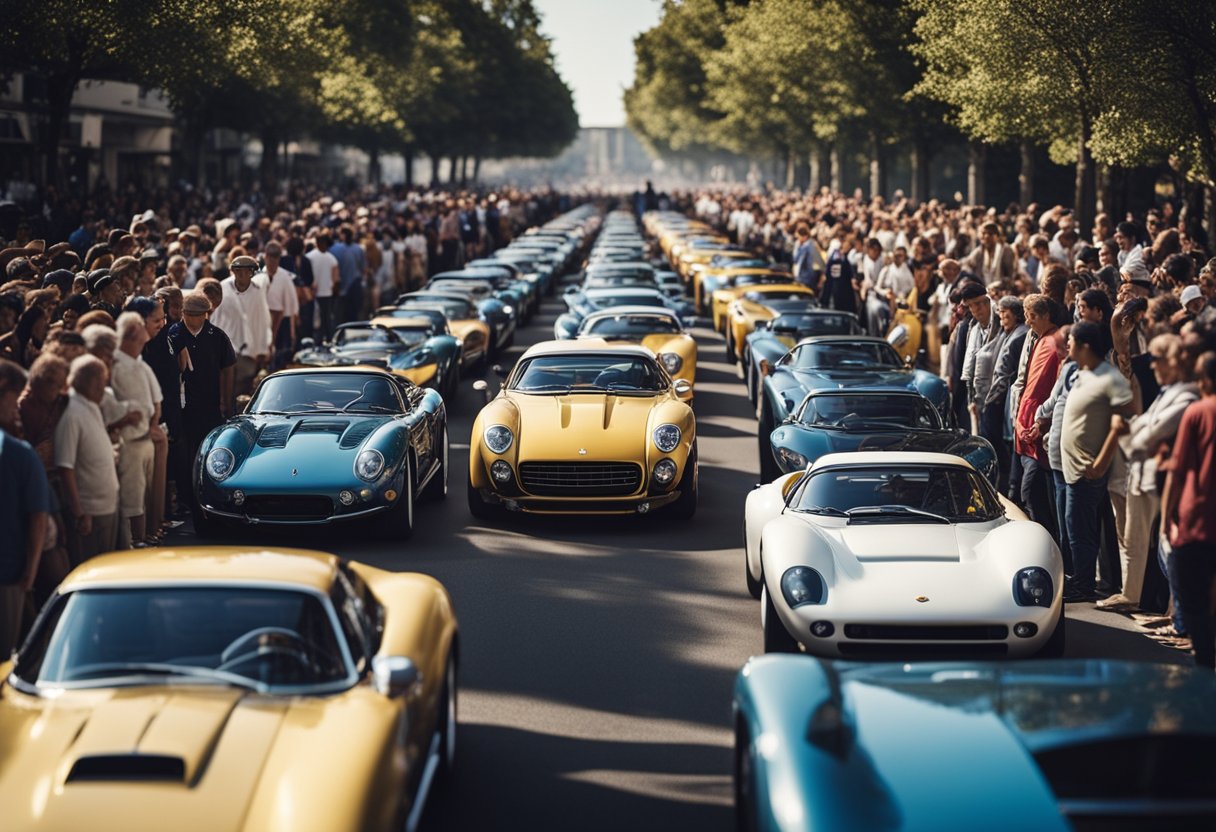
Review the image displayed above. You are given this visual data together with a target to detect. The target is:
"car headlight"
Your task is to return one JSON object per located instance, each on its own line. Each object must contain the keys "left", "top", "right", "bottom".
{"left": 658, "top": 352, "right": 683, "bottom": 374}
{"left": 781, "top": 566, "right": 826, "bottom": 608}
{"left": 484, "top": 424, "right": 514, "bottom": 454}
{"left": 205, "top": 447, "right": 235, "bottom": 481}
{"left": 652, "top": 458, "right": 677, "bottom": 485}
{"left": 355, "top": 449, "right": 386, "bottom": 481}
{"left": 653, "top": 423, "right": 681, "bottom": 453}
{"left": 1013, "top": 567, "right": 1054, "bottom": 607}
{"left": 775, "top": 446, "right": 808, "bottom": 471}
{"left": 503, "top": 305, "right": 515, "bottom": 317}
{"left": 490, "top": 460, "right": 513, "bottom": 483}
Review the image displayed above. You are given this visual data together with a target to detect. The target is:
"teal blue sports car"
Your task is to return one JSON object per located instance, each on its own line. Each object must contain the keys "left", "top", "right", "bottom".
{"left": 194, "top": 367, "right": 447, "bottom": 538}
{"left": 734, "top": 656, "right": 1216, "bottom": 832}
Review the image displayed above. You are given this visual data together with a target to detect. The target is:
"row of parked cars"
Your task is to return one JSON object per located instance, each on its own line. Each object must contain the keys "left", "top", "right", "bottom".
{"left": 643, "top": 211, "right": 1216, "bottom": 832}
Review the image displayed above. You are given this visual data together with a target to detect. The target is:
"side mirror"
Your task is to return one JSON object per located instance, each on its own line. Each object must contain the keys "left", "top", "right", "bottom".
{"left": 298, "top": 337, "right": 315, "bottom": 350}
{"left": 492, "top": 364, "right": 508, "bottom": 379}
{"left": 473, "top": 378, "right": 492, "bottom": 404}
{"left": 372, "top": 655, "right": 420, "bottom": 698}
{"left": 673, "top": 378, "right": 693, "bottom": 398}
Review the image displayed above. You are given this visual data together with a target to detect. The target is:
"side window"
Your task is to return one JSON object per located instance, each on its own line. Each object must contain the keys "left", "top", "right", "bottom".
{"left": 330, "top": 574, "right": 368, "bottom": 673}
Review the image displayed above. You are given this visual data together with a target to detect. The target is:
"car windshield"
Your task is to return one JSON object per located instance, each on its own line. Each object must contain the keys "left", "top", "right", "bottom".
{"left": 742, "top": 289, "right": 804, "bottom": 302}
{"left": 17, "top": 587, "right": 350, "bottom": 693}
{"left": 789, "top": 341, "right": 903, "bottom": 370}
{"left": 770, "top": 313, "right": 857, "bottom": 338}
{"left": 400, "top": 297, "right": 475, "bottom": 319}
{"left": 380, "top": 326, "right": 432, "bottom": 347}
{"left": 250, "top": 373, "right": 402, "bottom": 414}
{"left": 735, "top": 275, "right": 790, "bottom": 287}
{"left": 591, "top": 294, "right": 667, "bottom": 309}
{"left": 430, "top": 280, "right": 492, "bottom": 297}
{"left": 512, "top": 354, "right": 668, "bottom": 393}
{"left": 794, "top": 465, "right": 1002, "bottom": 522}
{"left": 798, "top": 395, "right": 941, "bottom": 430}
{"left": 335, "top": 326, "right": 397, "bottom": 346}
{"left": 584, "top": 314, "right": 681, "bottom": 338}
{"left": 716, "top": 257, "right": 768, "bottom": 269}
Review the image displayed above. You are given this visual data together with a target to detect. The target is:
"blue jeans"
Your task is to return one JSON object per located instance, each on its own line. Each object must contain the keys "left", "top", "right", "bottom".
{"left": 1159, "top": 538, "right": 1189, "bottom": 636}
{"left": 1066, "top": 474, "right": 1110, "bottom": 594}
{"left": 1051, "top": 470, "right": 1073, "bottom": 574}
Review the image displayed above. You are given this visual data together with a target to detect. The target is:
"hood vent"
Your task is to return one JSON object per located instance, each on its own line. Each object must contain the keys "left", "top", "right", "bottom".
{"left": 294, "top": 421, "right": 349, "bottom": 436}
{"left": 257, "top": 423, "right": 293, "bottom": 448}
{"left": 339, "top": 420, "right": 379, "bottom": 449}
{"left": 67, "top": 754, "right": 186, "bottom": 783}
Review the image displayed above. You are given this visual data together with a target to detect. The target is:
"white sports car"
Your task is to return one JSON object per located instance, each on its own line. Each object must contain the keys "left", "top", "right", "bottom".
{"left": 744, "top": 452, "right": 1065, "bottom": 659}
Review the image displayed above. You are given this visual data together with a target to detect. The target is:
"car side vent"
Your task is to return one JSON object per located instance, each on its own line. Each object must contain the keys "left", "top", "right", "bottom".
{"left": 257, "top": 423, "right": 293, "bottom": 448}
{"left": 67, "top": 754, "right": 186, "bottom": 783}
{"left": 339, "top": 421, "right": 379, "bottom": 449}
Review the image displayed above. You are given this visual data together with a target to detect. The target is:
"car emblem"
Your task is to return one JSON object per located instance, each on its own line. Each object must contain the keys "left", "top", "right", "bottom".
{"left": 578, "top": 448, "right": 587, "bottom": 455}
{"left": 291, "top": 468, "right": 298, "bottom": 476}
{"left": 916, "top": 596, "right": 929, "bottom": 603}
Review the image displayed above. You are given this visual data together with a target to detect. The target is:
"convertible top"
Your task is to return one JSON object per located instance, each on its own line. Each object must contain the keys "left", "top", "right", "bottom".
{"left": 520, "top": 339, "right": 657, "bottom": 361}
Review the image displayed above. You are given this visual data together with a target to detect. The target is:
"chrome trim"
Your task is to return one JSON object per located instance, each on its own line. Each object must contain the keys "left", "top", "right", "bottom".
{"left": 201, "top": 503, "right": 391, "bottom": 525}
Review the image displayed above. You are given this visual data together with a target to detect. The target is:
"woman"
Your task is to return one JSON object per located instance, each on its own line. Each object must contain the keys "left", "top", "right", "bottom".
{"left": 0, "top": 305, "right": 48, "bottom": 368}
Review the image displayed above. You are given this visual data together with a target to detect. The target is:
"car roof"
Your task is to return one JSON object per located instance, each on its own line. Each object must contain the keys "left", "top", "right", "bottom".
{"left": 811, "top": 451, "right": 975, "bottom": 470}
{"left": 261, "top": 365, "right": 398, "bottom": 379}
{"left": 60, "top": 546, "right": 340, "bottom": 594}
{"left": 582, "top": 305, "right": 680, "bottom": 320}
{"left": 370, "top": 315, "right": 433, "bottom": 329}
{"left": 520, "top": 339, "right": 656, "bottom": 360}
{"left": 585, "top": 286, "right": 665, "bottom": 297}
{"left": 794, "top": 334, "right": 891, "bottom": 346}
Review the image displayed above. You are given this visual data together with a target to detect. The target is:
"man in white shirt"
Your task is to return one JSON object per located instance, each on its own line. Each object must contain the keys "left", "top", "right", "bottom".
{"left": 210, "top": 255, "right": 272, "bottom": 398}
{"left": 1115, "top": 221, "right": 1144, "bottom": 271}
{"left": 254, "top": 241, "right": 300, "bottom": 366}
{"left": 305, "top": 231, "right": 340, "bottom": 340}
{"left": 111, "top": 312, "right": 163, "bottom": 548}
{"left": 55, "top": 355, "right": 121, "bottom": 563}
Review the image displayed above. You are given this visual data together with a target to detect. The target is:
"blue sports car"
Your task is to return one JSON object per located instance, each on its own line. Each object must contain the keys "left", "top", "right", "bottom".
{"left": 742, "top": 310, "right": 863, "bottom": 405}
{"left": 195, "top": 367, "right": 447, "bottom": 538}
{"left": 734, "top": 656, "right": 1216, "bottom": 831}
{"left": 756, "top": 335, "right": 949, "bottom": 481}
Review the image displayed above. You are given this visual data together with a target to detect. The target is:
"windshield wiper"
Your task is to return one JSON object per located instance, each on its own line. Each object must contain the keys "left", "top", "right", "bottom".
{"left": 798, "top": 505, "right": 849, "bottom": 517}
{"left": 64, "top": 662, "right": 267, "bottom": 692}
{"left": 522, "top": 383, "right": 573, "bottom": 394}
{"left": 845, "top": 505, "right": 951, "bottom": 524}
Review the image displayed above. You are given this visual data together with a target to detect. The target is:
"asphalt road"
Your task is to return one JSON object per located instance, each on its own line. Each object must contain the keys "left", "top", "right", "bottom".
{"left": 184, "top": 291, "right": 1189, "bottom": 831}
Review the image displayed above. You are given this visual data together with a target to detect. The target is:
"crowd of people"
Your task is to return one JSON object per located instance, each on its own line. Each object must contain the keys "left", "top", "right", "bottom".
{"left": 685, "top": 186, "right": 1216, "bottom": 670}
{"left": 0, "top": 182, "right": 573, "bottom": 656}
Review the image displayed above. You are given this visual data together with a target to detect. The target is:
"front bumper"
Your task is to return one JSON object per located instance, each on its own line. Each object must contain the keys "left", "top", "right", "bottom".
{"left": 199, "top": 473, "right": 404, "bottom": 525}
{"left": 476, "top": 488, "right": 682, "bottom": 515}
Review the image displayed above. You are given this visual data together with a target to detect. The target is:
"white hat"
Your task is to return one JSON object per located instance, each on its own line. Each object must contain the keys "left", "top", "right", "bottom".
{"left": 1181, "top": 284, "right": 1204, "bottom": 307}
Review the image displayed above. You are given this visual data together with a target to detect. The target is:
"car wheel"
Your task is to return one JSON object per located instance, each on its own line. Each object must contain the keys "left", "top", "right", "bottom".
{"left": 1036, "top": 609, "right": 1067, "bottom": 658}
{"left": 438, "top": 650, "right": 457, "bottom": 779}
{"left": 744, "top": 527, "right": 762, "bottom": 600}
{"left": 669, "top": 445, "right": 698, "bottom": 521}
{"left": 467, "top": 477, "right": 499, "bottom": 521}
{"left": 734, "top": 719, "right": 760, "bottom": 832}
{"left": 724, "top": 327, "right": 736, "bottom": 365}
{"left": 757, "top": 399, "right": 779, "bottom": 483}
{"left": 762, "top": 585, "right": 800, "bottom": 654}
{"left": 422, "top": 428, "right": 448, "bottom": 501}
{"left": 745, "top": 355, "right": 757, "bottom": 405}
{"left": 379, "top": 456, "right": 415, "bottom": 539}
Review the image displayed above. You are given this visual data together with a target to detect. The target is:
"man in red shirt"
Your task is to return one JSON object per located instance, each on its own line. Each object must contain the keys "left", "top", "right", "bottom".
{"left": 1163, "top": 350, "right": 1216, "bottom": 669}
{"left": 1014, "top": 294, "right": 1063, "bottom": 541}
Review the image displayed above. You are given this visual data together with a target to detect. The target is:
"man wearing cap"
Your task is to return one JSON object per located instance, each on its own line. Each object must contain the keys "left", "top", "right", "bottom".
{"left": 209, "top": 255, "right": 271, "bottom": 399}
{"left": 1181, "top": 284, "right": 1207, "bottom": 319}
{"left": 254, "top": 242, "right": 299, "bottom": 367}
{"left": 88, "top": 269, "right": 123, "bottom": 318}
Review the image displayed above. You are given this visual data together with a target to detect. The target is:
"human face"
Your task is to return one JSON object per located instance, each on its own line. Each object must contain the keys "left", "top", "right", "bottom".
{"left": 1067, "top": 333, "right": 1085, "bottom": 364}
{"left": 166, "top": 295, "right": 183, "bottom": 322}
{"left": 1151, "top": 350, "right": 1178, "bottom": 386}
{"left": 981, "top": 228, "right": 997, "bottom": 249}
{"left": 232, "top": 266, "right": 255, "bottom": 291}
{"left": 1114, "top": 228, "right": 1131, "bottom": 251}
{"left": 998, "top": 305, "right": 1017, "bottom": 332}
{"left": 32, "top": 367, "right": 67, "bottom": 403}
{"left": 62, "top": 308, "right": 78, "bottom": 330}
{"left": 83, "top": 366, "right": 108, "bottom": 403}
{"left": 145, "top": 304, "right": 166, "bottom": 338}
{"left": 965, "top": 296, "right": 991, "bottom": 326}
{"left": 1076, "top": 298, "right": 1103, "bottom": 324}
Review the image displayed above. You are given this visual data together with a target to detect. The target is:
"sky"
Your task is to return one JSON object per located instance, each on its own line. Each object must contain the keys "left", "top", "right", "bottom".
{"left": 533, "top": 0, "right": 662, "bottom": 128}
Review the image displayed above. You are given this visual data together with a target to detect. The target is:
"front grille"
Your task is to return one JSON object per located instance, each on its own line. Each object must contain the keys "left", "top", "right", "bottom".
{"left": 844, "top": 624, "right": 1009, "bottom": 641}
{"left": 838, "top": 642, "right": 1009, "bottom": 658}
{"left": 519, "top": 462, "right": 642, "bottom": 497}
{"left": 242, "top": 495, "right": 333, "bottom": 520}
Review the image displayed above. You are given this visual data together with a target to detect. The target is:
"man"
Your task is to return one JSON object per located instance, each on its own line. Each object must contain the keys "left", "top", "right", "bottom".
{"left": 869, "top": 245, "right": 912, "bottom": 336}
{"left": 305, "top": 231, "right": 339, "bottom": 340}
{"left": 1060, "top": 321, "right": 1135, "bottom": 602}
{"left": 145, "top": 287, "right": 187, "bottom": 521}
{"left": 254, "top": 241, "right": 299, "bottom": 367}
{"left": 983, "top": 296, "right": 1028, "bottom": 495}
{"left": 821, "top": 237, "right": 858, "bottom": 313}
{"left": 111, "top": 312, "right": 162, "bottom": 549}
{"left": 209, "top": 255, "right": 271, "bottom": 399}
{"left": 169, "top": 291, "right": 236, "bottom": 474}
{"left": 88, "top": 269, "right": 123, "bottom": 318}
{"left": 1115, "top": 221, "right": 1143, "bottom": 271}
{"left": 54, "top": 354, "right": 120, "bottom": 564}
{"left": 330, "top": 225, "right": 367, "bottom": 325}
{"left": 1161, "top": 351, "right": 1216, "bottom": 668}
{"left": 0, "top": 359, "right": 50, "bottom": 656}
{"left": 962, "top": 221, "right": 1016, "bottom": 283}
{"left": 792, "top": 225, "right": 824, "bottom": 294}
{"left": 1014, "top": 294, "right": 1062, "bottom": 539}
{"left": 961, "top": 282, "right": 999, "bottom": 430}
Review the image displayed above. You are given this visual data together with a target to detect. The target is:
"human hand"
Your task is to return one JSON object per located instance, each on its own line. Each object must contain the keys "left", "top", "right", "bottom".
{"left": 1112, "top": 415, "right": 1130, "bottom": 436}
{"left": 1082, "top": 464, "right": 1101, "bottom": 480}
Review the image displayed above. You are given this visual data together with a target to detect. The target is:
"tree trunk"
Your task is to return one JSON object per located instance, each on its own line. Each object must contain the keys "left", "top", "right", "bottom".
{"left": 429, "top": 154, "right": 440, "bottom": 187}
{"left": 403, "top": 145, "right": 415, "bottom": 189}
{"left": 40, "top": 70, "right": 78, "bottom": 191}
{"left": 829, "top": 144, "right": 841, "bottom": 193}
{"left": 868, "top": 131, "right": 885, "bottom": 201}
{"left": 259, "top": 125, "right": 280, "bottom": 194}
{"left": 472, "top": 155, "right": 482, "bottom": 183}
{"left": 368, "top": 146, "right": 381, "bottom": 185}
{"left": 967, "top": 142, "right": 986, "bottom": 206}
{"left": 910, "top": 138, "right": 932, "bottom": 204}
{"left": 1073, "top": 116, "right": 1096, "bottom": 239}
{"left": 1205, "top": 184, "right": 1216, "bottom": 253}
{"left": 785, "top": 146, "right": 796, "bottom": 190}
{"left": 1019, "top": 139, "right": 1035, "bottom": 207}
{"left": 809, "top": 147, "right": 822, "bottom": 193}
{"left": 448, "top": 156, "right": 459, "bottom": 184}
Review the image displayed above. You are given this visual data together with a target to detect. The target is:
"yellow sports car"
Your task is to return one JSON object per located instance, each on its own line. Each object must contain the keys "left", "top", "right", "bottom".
{"left": 575, "top": 305, "right": 697, "bottom": 392}
{"left": 657, "top": 223, "right": 716, "bottom": 260}
{"left": 723, "top": 284, "right": 819, "bottom": 365}
{"left": 711, "top": 273, "right": 806, "bottom": 333}
{"left": 0, "top": 546, "right": 458, "bottom": 832}
{"left": 675, "top": 242, "right": 736, "bottom": 281}
{"left": 387, "top": 293, "right": 492, "bottom": 371}
{"left": 689, "top": 253, "right": 771, "bottom": 311}
{"left": 468, "top": 340, "right": 697, "bottom": 518}
{"left": 667, "top": 234, "right": 729, "bottom": 271}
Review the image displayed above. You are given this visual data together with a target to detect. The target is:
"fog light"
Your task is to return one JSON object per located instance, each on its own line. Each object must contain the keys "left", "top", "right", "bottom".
{"left": 637, "top": 502, "right": 650, "bottom": 514}
{"left": 491, "top": 460, "right": 513, "bottom": 483}
{"left": 810, "top": 621, "right": 835, "bottom": 638}
{"left": 360, "top": 488, "right": 372, "bottom": 501}
{"left": 1013, "top": 622, "right": 1038, "bottom": 638}
{"left": 504, "top": 499, "right": 520, "bottom": 512}
{"left": 384, "top": 489, "right": 398, "bottom": 502}
{"left": 231, "top": 490, "right": 245, "bottom": 506}
{"left": 339, "top": 490, "right": 356, "bottom": 506}
{"left": 652, "top": 459, "right": 677, "bottom": 485}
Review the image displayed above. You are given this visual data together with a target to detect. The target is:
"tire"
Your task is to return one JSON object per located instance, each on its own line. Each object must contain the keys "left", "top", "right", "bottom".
{"left": 1036, "top": 609, "right": 1067, "bottom": 658}
{"left": 724, "top": 327, "right": 737, "bottom": 365}
{"left": 744, "top": 354, "right": 757, "bottom": 406}
{"left": 762, "top": 585, "right": 800, "bottom": 654}
{"left": 467, "top": 477, "right": 499, "bottom": 521}
{"left": 438, "top": 650, "right": 457, "bottom": 780}
{"left": 669, "top": 446, "right": 698, "bottom": 521}
{"left": 379, "top": 456, "right": 415, "bottom": 539}
{"left": 757, "top": 399, "right": 780, "bottom": 483}
{"left": 744, "top": 526, "right": 762, "bottom": 600}
{"left": 734, "top": 719, "right": 760, "bottom": 832}
{"left": 421, "top": 428, "right": 448, "bottom": 502}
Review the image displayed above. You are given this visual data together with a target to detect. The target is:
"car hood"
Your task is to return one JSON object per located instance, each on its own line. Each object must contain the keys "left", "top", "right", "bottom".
{"left": 509, "top": 392, "right": 660, "bottom": 460}
{"left": 0, "top": 686, "right": 286, "bottom": 832}
{"left": 219, "top": 414, "right": 393, "bottom": 486}
{"left": 830, "top": 523, "right": 973, "bottom": 563}
{"left": 789, "top": 367, "right": 916, "bottom": 389}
